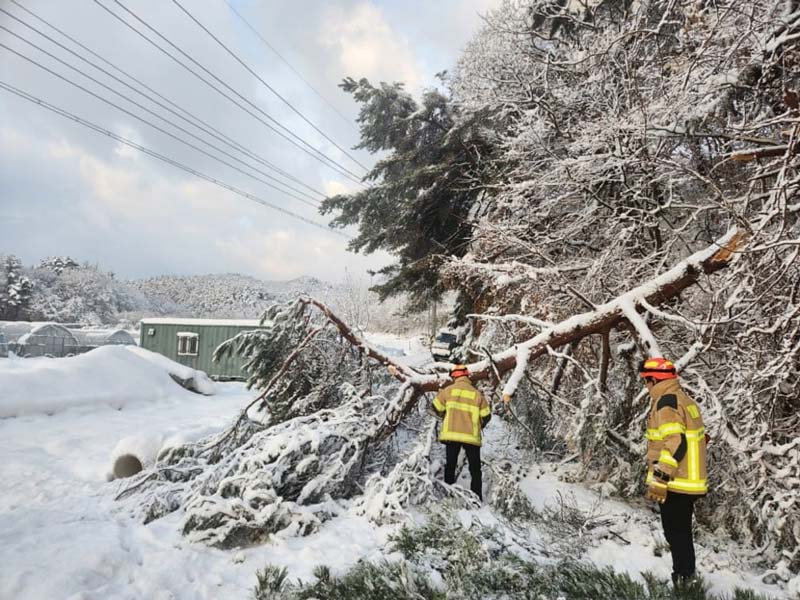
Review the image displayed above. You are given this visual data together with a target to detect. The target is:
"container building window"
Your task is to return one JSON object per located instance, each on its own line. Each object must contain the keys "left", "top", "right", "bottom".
{"left": 177, "top": 332, "right": 199, "bottom": 356}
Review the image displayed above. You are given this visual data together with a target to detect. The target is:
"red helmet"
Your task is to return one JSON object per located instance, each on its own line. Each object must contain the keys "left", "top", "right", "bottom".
{"left": 638, "top": 357, "right": 677, "bottom": 380}
{"left": 450, "top": 364, "right": 470, "bottom": 379}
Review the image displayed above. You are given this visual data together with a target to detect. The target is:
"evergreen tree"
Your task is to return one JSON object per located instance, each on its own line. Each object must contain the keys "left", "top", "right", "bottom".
{"left": 38, "top": 256, "right": 79, "bottom": 275}
{"left": 321, "top": 77, "right": 500, "bottom": 311}
{"left": 0, "top": 255, "right": 33, "bottom": 321}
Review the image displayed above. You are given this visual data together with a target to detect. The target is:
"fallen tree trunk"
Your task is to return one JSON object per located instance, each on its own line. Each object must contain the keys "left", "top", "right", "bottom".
{"left": 306, "top": 228, "right": 747, "bottom": 397}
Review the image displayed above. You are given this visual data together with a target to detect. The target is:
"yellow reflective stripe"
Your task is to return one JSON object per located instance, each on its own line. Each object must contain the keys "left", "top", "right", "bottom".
{"left": 658, "top": 422, "right": 686, "bottom": 437}
{"left": 448, "top": 401, "right": 482, "bottom": 415}
{"left": 649, "top": 471, "right": 707, "bottom": 493}
{"left": 650, "top": 480, "right": 668, "bottom": 489}
{"left": 686, "top": 404, "right": 700, "bottom": 419}
{"left": 685, "top": 427, "right": 705, "bottom": 440}
{"left": 659, "top": 450, "right": 678, "bottom": 468}
{"left": 433, "top": 396, "right": 446, "bottom": 411}
{"left": 479, "top": 406, "right": 491, "bottom": 417}
{"left": 440, "top": 430, "right": 481, "bottom": 445}
{"left": 452, "top": 388, "right": 477, "bottom": 400}
{"left": 668, "top": 478, "right": 707, "bottom": 493}
{"left": 646, "top": 428, "right": 662, "bottom": 441}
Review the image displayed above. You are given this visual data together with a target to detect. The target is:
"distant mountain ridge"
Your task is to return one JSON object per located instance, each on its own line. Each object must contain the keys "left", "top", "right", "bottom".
{"left": 1, "top": 253, "right": 342, "bottom": 326}
{"left": 131, "top": 273, "right": 337, "bottom": 320}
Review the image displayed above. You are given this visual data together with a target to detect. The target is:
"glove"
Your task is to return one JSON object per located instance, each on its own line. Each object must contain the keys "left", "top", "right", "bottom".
{"left": 645, "top": 469, "right": 670, "bottom": 504}
{"left": 502, "top": 393, "right": 512, "bottom": 405}
{"left": 645, "top": 480, "right": 668, "bottom": 504}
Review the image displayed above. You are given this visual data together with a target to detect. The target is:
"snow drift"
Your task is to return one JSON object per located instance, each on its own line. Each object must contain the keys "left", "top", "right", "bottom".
{"left": 0, "top": 345, "right": 216, "bottom": 418}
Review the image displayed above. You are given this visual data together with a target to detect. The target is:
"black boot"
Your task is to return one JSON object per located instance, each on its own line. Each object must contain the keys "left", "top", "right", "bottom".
{"left": 672, "top": 573, "right": 701, "bottom": 593}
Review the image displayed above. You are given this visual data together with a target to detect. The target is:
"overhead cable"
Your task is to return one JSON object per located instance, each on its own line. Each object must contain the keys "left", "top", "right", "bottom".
{"left": 93, "top": 0, "right": 364, "bottom": 184}
{"left": 6, "top": 0, "right": 326, "bottom": 200}
{"left": 223, "top": 0, "right": 359, "bottom": 134}
{"left": 0, "top": 40, "right": 321, "bottom": 208}
{"left": 0, "top": 80, "right": 349, "bottom": 237}
{"left": 171, "top": 0, "right": 367, "bottom": 171}
{"left": 0, "top": 22, "right": 321, "bottom": 206}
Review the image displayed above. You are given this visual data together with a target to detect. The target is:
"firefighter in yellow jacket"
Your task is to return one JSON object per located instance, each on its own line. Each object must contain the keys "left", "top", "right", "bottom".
{"left": 432, "top": 364, "right": 491, "bottom": 500}
{"left": 640, "top": 357, "right": 708, "bottom": 586}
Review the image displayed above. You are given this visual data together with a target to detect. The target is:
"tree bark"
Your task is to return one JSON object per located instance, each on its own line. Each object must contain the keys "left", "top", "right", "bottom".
{"left": 303, "top": 229, "right": 747, "bottom": 396}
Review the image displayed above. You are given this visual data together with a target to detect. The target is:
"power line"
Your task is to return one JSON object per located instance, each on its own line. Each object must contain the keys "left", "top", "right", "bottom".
{"left": 7, "top": 0, "right": 326, "bottom": 201}
{"left": 0, "top": 79, "right": 349, "bottom": 237}
{"left": 0, "top": 24, "right": 322, "bottom": 207}
{"left": 98, "top": 0, "right": 358, "bottom": 183}
{"left": 223, "top": 0, "right": 359, "bottom": 134}
{"left": 92, "top": 0, "right": 364, "bottom": 184}
{"left": 171, "top": 0, "right": 367, "bottom": 171}
{"left": 0, "top": 39, "right": 322, "bottom": 208}
{"left": 0, "top": 13, "right": 321, "bottom": 206}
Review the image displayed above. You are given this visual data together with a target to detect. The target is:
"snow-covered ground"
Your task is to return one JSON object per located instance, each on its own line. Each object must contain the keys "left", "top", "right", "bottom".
{"left": 364, "top": 331, "right": 432, "bottom": 368}
{"left": 0, "top": 340, "right": 791, "bottom": 599}
{"left": 519, "top": 465, "right": 789, "bottom": 598}
{"left": 0, "top": 346, "right": 215, "bottom": 418}
{"left": 0, "top": 350, "right": 389, "bottom": 600}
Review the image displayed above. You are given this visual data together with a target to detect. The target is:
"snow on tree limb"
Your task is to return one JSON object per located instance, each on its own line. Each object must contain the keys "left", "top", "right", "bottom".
{"left": 436, "top": 229, "right": 745, "bottom": 396}
{"left": 299, "top": 229, "right": 746, "bottom": 401}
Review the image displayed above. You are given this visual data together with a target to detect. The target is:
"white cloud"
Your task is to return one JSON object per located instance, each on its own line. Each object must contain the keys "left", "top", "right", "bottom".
{"left": 320, "top": 2, "right": 423, "bottom": 89}
{"left": 214, "top": 229, "right": 362, "bottom": 281}
{"left": 323, "top": 179, "right": 352, "bottom": 197}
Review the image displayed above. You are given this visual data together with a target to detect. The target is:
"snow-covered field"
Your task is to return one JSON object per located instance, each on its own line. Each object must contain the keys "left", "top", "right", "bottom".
{"left": 0, "top": 343, "right": 791, "bottom": 599}
{"left": 0, "top": 350, "right": 389, "bottom": 600}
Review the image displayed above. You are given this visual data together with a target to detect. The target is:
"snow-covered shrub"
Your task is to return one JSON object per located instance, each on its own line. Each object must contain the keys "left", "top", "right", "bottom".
{"left": 253, "top": 513, "right": 776, "bottom": 599}
{"left": 489, "top": 460, "right": 538, "bottom": 522}
{"left": 116, "top": 298, "right": 441, "bottom": 547}
{"left": 214, "top": 299, "right": 373, "bottom": 425}
{"left": 353, "top": 420, "right": 479, "bottom": 524}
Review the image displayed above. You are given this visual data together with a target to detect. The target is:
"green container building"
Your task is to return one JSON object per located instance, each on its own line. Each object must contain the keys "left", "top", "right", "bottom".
{"left": 139, "top": 318, "right": 268, "bottom": 380}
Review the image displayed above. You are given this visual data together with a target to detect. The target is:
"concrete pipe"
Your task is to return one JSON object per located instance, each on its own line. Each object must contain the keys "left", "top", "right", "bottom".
{"left": 113, "top": 454, "right": 144, "bottom": 478}
{"left": 109, "top": 434, "right": 164, "bottom": 480}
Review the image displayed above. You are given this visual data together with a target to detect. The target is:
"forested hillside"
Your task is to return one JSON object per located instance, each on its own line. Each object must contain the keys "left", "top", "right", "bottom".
{"left": 0, "top": 255, "right": 334, "bottom": 325}
{"left": 113, "top": 1, "right": 800, "bottom": 596}
{"left": 130, "top": 274, "right": 334, "bottom": 320}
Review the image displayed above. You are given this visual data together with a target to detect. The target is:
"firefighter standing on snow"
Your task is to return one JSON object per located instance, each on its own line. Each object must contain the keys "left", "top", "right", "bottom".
{"left": 640, "top": 357, "right": 708, "bottom": 586}
{"left": 432, "top": 364, "right": 491, "bottom": 500}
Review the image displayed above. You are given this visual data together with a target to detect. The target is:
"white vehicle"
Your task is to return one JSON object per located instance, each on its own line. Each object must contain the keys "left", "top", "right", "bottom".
{"left": 431, "top": 328, "right": 462, "bottom": 362}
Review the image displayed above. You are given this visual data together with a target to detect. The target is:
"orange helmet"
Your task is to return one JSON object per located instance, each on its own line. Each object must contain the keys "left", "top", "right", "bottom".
{"left": 450, "top": 364, "right": 470, "bottom": 379}
{"left": 638, "top": 357, "right": 677, "bottom": 380}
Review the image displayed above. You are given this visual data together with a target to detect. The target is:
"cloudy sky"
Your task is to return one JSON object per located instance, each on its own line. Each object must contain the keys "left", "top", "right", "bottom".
{"left": 0, "top": 0, "right": 499, "bottom": 283}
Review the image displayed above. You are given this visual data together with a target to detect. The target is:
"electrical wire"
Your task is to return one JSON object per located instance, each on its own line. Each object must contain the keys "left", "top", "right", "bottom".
{"left": 0, "top": 21, "right": 322, "bottom": 206}
{"left": 171, "top": 0, "right": 367, "bottom": 171}
{"left": 7, "top": 0, "right": 326, "bottom": 200}
{"left": 0, "top": 40, "right": 321, "bottom": 208}
{"left": 0, "top": 79, "right": 350, "bottom": 237}
{"left": 93, "top": 0, "right": 364, "bottom": 184}
{"left": 222, "top": 0, "right": 358, "bottom": 134}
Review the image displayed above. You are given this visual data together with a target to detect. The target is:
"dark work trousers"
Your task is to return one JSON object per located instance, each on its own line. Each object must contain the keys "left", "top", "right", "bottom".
{"left": 660, "top": 492, "right": 697, "bottom": 581}
{"left": 444, "top": 441, "right": 482, "bottom": 500}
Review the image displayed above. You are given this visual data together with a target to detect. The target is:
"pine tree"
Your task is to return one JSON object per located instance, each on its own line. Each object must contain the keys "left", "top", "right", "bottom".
{"left": 321, "top": 77, "right": 501, "bottom": 312}
{"left": 0, "top": 255, "right": 33, "bottom": 321}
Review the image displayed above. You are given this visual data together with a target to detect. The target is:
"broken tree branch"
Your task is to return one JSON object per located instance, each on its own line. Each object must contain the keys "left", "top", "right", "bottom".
{"left": 299, "top": 228, "right": 747, "bottom": 401}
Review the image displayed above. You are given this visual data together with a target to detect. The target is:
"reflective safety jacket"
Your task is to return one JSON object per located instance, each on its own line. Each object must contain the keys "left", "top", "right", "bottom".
{"left": 645, "top": 378, "right": 708, "bottom": 495}
{"left": 432, "top": 376, "right": 491, "bottom": 446}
